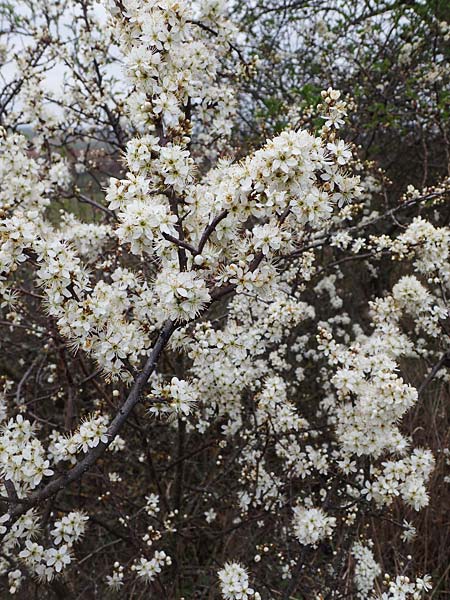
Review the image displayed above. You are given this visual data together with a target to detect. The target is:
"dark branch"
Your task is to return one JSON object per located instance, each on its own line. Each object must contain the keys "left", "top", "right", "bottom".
{"left": 6, "top": 320, "right": 175, "bottom": 523}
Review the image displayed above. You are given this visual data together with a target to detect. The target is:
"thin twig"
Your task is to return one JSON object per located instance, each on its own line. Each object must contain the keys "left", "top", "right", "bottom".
{"left": 418, "top": 352, "right": 450, "bottom": 397}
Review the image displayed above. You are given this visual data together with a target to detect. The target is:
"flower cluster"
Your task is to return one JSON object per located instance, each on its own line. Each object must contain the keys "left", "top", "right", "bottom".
{"left": 352, "top": 541, "right": 381, "bottom": 598}
{"left": 0, "top": 509, "right": 88, "bottom": 587}
{"left": 49, "top": 414, "right": 109, "bottom": 463}
{"left": 374, "top": 574, "right": 432, "bottom": 599}
{"left": 147, "top": 376, "right": 199, "bottom": 417}
{"left": 132, "top": 550, "right": 172, "bottom": 584}
{"left": 0, "top": 415, "right": 53, "bottom": 492}
{"left": 218, "top": 562, "right": 260, "bottom": 600}
{"left": 291, "top": 505, "right": 336, "bottom": 547}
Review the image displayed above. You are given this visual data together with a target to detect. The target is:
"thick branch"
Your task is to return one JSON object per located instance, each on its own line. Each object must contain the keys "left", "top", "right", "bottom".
{"left": 198, "top": 210, "right": 228, "bottom": 254}
{"left": 162, "top": 232, "right": 197, "bottom": 256}
{"left": 4, "top": 480, "right": 19, "bottom": 505}
{"left": 7, "top": 320, "right": 175, "bottom": 521}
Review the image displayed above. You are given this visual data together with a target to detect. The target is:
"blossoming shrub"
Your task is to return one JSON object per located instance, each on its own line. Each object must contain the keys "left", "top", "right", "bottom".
{"left": 0, "top": 0, "right": 449, "bottom": 598}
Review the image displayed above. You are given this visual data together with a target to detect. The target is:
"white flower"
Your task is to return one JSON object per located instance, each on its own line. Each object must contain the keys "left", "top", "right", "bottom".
{"left": 327, "top": 140, "right": 352, "bottom": 165}
{"left": 0, "top": 513, "right": 10, "bottom": 535}
{"left": 45, "top": 545, "right": 72, "bottom": 573}
{"left": 204, "top": 508, "right": 217, "bottom": 523}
